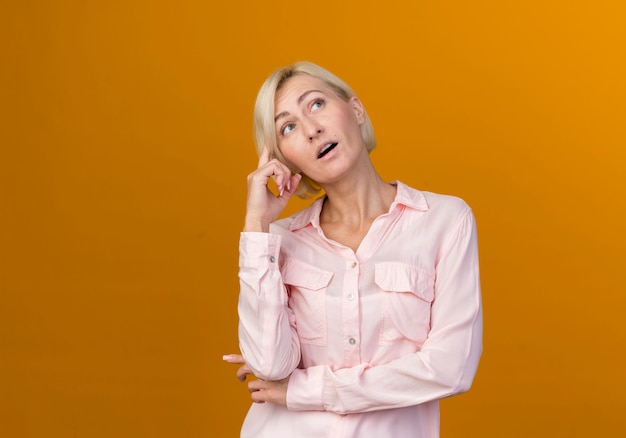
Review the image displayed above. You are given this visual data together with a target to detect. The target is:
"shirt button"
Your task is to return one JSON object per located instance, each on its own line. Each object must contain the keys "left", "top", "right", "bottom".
{"left": 269, "top": 256, "right": 276, "bottom": 263}
{"left": 349, "top": 338, "right": 356, "bottom": 345}
{"left": 351, "top": 262, "right": 357, "bottom": 268}
{"left": 347, "top": 293, "right": 354, "bottom": 300}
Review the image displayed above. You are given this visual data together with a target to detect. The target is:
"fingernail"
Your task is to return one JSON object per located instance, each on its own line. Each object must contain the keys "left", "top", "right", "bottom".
{"left": 223, "top": 355, "right": 233, "bottom": 361}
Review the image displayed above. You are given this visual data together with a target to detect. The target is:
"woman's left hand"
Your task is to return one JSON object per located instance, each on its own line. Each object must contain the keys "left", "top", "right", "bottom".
{"left": 223, "top": 353, "right": 290, "bottom": 407}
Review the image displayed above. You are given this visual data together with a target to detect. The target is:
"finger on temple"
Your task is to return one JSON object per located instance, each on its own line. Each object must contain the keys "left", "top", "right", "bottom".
{"left": 258, "top": 145, "right": 270, "bottom": 167}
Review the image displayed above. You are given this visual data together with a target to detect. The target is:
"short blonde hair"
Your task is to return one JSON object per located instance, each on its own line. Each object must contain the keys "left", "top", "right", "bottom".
{"left": 253, "top": 61, "right": 376, "bottom": 198}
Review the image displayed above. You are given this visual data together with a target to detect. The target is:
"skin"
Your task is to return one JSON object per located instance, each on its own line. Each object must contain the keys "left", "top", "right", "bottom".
{"left": 223, "top": 354, "right": 289, "bottom": 405}
{"left": 225, "top": 74, "right": 397, "bottom": 406}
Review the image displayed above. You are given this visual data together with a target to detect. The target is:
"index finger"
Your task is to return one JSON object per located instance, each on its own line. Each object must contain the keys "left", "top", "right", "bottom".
{"left": 258, "top": 145, "right": 271, "bottom": 168}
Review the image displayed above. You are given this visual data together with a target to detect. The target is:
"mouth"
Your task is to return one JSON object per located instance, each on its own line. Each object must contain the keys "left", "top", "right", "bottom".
{"left": 317, "top": 142, "right": 337, "bottom": 159}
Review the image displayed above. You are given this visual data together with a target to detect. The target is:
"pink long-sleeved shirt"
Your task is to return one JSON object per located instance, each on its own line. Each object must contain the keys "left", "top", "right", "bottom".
{"left": 238, "top": 181, "right": 482, "bottom": 438}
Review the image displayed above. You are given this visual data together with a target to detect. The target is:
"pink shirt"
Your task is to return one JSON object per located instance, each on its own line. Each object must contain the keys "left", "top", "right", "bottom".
{"left": 238, "top": 181, "right": 482, "bottom": 438}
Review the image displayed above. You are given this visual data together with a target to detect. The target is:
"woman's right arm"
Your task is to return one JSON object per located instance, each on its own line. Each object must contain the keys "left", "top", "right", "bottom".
{"left": 237, "top": 147, "right": 302, "bottom": 380}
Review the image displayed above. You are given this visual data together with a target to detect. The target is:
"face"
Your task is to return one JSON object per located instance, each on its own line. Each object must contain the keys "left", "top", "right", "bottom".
{"left": 274, "top": 74, "right": 367, "bottom": 185}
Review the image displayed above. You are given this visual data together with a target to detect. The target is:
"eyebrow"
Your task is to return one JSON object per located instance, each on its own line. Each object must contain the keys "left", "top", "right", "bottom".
{"left": 274, "top": 90, "right": 323, "bottom": 122}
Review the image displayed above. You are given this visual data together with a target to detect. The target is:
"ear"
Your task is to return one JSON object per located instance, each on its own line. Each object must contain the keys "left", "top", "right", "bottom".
{"left": 350, "top": 97, "right": 366, "bottom": 124}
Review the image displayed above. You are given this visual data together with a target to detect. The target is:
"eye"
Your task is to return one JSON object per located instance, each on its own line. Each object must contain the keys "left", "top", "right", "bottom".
{"left": 311, "top": 98, "right": 324, "bottom": 111}
{"left": 281, "top": 123, "right": 295, "bottom": 136}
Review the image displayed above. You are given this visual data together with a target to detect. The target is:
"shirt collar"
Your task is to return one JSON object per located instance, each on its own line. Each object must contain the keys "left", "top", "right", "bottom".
{"left": 288, "top": 181, "right": 429, "bottom": 232}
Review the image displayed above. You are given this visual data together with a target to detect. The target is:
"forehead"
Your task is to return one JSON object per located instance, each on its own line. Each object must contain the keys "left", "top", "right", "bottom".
{"left": 275, "top": 75, "right": 332, "bottom": 109}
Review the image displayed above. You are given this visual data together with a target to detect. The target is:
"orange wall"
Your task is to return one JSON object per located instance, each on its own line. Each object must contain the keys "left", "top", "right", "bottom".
{"left": 1, "top": 1, "right": 625, "bottom": 437}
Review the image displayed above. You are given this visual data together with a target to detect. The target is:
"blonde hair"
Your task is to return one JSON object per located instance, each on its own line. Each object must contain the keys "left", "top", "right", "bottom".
{"left": 253, "top": 61, "right": 376, "bottom": 198}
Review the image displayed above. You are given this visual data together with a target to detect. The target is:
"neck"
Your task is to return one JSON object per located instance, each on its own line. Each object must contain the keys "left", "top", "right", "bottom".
{"left": 321, "top": 165, "right": 396, "bottom": 227}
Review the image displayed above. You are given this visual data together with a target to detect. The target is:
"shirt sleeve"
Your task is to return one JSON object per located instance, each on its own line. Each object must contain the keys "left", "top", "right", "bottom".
{"left": 237, "top": 232, "right": 301, "bottom": 381}
{"left": 286, "top": 209, "right": 483, "bottom": 414}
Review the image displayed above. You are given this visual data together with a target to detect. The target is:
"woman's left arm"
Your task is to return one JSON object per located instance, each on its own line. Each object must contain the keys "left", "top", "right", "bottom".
{"left": 286, "top": 209, "right": 482, "bottom": 414}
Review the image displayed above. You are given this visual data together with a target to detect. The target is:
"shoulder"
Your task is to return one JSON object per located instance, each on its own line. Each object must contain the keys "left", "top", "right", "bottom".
{"left": 418, "top": 191, "right": 477, "bottom": 245}
{"left": 398, "top": 181, "right": 472, "bottom": 219}
{"left": 396, "top": 183, "right": 476, "bottom": 241}
{"left": 268, "top": 197, "right": 323, "bottom": 236}
{"left": 422, "top": 191, "right": 472, "bottom": 217}
{"left": 270, "top": 215, "right": 295, "bottom": 235}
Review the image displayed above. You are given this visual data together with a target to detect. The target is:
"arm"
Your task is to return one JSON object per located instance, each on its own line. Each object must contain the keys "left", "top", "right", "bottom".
{"left": 286, "top": 209, "right": 483, "bottom": 414}
{"left": 237, "top": 146, "right": 303, "bottom": 380}
{"left": 238, "top": 232, "right": 301, "bottom": 380}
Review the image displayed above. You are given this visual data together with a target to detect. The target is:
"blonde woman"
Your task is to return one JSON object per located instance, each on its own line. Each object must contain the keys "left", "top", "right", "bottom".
{"left": 224, "top": 61, "right": 482, "bottom": 438}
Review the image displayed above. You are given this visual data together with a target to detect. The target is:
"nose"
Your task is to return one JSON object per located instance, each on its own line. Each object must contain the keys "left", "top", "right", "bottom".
{"left": 306, "top": 121, "right": 323, "bottom": 141}
{"left": 309, "top": 128, "right": 322, "bottom": 140}
{"left": 309, "top": 129, "right": 322, "bottom": 141}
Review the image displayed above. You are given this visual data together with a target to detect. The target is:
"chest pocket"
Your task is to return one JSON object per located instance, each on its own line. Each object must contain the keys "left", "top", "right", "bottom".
{"left": 282, "top": 259, "right": 334, "bottom": 346}
{"left": 375, "top": 262, "right": 435, "bottom": 345}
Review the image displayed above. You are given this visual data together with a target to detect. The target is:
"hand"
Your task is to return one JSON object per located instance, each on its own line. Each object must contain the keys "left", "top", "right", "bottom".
{"left": 223, "top": 353, "right": 290, "bottom": 407}
{"left": 247, "top": 375, "right": 290, "bottom": 406}
{"left": 244, "top": 146, "right": 302, "bottom": 232}
{"left": 223, "top": 353, "right": 254, "bottom": 382}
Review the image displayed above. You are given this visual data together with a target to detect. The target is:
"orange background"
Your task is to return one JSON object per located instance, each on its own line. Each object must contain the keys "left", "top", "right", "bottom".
{"left": 1, "top": 1, "right": 625, "bottom": 437}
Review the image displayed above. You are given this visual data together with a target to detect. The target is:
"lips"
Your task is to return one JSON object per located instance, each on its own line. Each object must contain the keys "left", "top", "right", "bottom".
{"left": 317, "top": 142, "right": 337, "bottom": 159}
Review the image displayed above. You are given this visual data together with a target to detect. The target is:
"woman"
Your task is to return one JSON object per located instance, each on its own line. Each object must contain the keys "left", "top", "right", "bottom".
{"left": 224, "top": 61, "right": 482, "bottom": 438}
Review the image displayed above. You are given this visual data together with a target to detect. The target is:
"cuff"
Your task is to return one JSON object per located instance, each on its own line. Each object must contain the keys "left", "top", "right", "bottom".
{"left": 239, "top": 232, "right": 282, "bottom": 270}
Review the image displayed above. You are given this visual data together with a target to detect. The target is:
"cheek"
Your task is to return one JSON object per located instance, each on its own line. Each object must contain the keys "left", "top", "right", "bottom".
{"left": 335, "top": 110, "right": 360, "bottom": 133}
{"left": 277, "top": 141, "right": 304, "bottom": 172}
{"left": 278, "top": 141, "right": 295, "bottom": 161}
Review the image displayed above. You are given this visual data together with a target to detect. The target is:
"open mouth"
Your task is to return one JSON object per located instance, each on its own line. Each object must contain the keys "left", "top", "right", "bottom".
{"left": 317, "top": 143, "right": 337, "bottom": 159}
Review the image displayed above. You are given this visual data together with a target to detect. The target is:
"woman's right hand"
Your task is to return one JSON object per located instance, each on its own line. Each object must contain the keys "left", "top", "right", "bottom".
{"left": 244, "top": 146, "right": 302, "bottom": 232}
